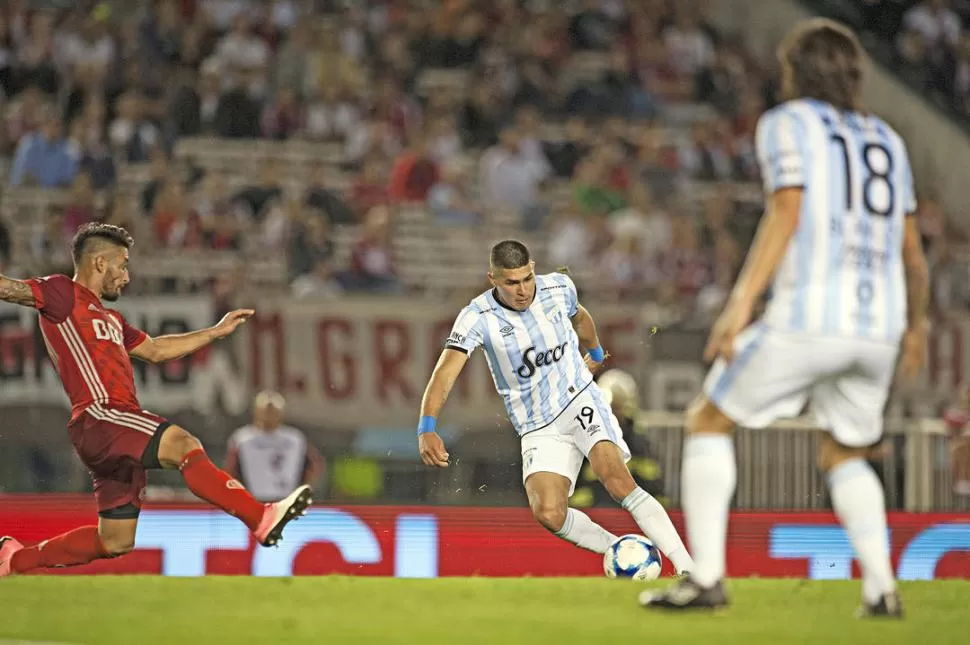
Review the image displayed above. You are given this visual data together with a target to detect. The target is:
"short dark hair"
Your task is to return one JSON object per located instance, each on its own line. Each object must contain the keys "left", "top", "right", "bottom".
{"left": 490, "top": 240, "right": 531, "bottom": 271}
{"left": 71, "top": 223, "right": 134, "bottom": 265}
{"left": 779, "top": 18, "right": 864, "bottom": 111}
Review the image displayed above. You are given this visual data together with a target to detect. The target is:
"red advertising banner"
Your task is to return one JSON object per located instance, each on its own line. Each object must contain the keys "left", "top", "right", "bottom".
{"left": 1, "top": 496, "right": 968, "bottom": 579}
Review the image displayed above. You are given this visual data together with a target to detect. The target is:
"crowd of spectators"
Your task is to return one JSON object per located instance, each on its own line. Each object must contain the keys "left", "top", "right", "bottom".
{"left": 0, "top": 0, "right": 966, "bottom": 324}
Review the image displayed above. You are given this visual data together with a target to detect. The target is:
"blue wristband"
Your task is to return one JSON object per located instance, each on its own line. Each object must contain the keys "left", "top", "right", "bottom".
{"left": 588, "top": 346, "right": 605, "bottom": 362}
{"left": 417, "top": 415, "right": 437, "bottom": 435}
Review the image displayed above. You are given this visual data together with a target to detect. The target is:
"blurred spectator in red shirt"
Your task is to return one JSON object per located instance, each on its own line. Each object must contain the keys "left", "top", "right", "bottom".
{"left": 153, "top": 180, "right": 203, "bottom": 249}
{"left": 342, "top": 205, "right": 401, "bottom": 293}
{"left": 388, "top": 135, "right": 440, "bottom": 203}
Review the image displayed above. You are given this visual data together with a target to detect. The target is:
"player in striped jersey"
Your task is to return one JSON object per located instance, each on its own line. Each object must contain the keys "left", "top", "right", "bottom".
{"left": 417, "top": 240, "right": 693, "bottom": 573}
{"left": 642, "top": 19, "right": 929, "bottom": 616}
{"left": 0, "top": 223, "right": 311, "bottom": 577}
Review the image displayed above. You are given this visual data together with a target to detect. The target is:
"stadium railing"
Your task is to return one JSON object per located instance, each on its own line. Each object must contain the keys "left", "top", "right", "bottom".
{"left": 636, "top": 411, "right": 965, "bottom": 513}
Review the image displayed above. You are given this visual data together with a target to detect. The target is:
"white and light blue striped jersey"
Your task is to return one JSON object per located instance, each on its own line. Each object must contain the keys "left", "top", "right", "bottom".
{"left": 756, "top": 98, "right": 916, "bottom": 342}
{"left": 445, "top": 272, "right": 594, "bottom": 435}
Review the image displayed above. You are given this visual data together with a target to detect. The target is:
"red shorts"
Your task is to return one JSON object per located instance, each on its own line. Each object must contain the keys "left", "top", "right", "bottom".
{"left": 68, "top": 405, "right": 171, "bottom": 516}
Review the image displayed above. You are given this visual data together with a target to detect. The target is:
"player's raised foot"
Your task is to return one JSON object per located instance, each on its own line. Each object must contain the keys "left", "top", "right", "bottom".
{"left": 254, "top": 485, "right": 313, "bottom": 547}
{"left": 856, "top": 592, "right": 903, "bottom": 619}
{"left": 639, "top": 577, "right": 728, "bottom": 611}
{"left": 0, "top": 536, "right": 24, "bottom": 577}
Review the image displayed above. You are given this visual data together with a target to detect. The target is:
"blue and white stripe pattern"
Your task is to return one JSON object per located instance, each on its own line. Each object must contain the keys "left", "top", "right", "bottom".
{"left": 755, "top": 99, "right": 915, "bottom": 342}
{"left": 446, "top": 273, "right": 593, "bottom": 435}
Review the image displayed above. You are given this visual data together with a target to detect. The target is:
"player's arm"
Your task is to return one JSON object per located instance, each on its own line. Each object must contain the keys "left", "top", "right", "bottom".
{"left": 129, "top": 308, "right": 254, "bottom": 364}
{"left": 902, "top": 215, "right": 929, "bottom": 330}
{"left": 898, "top": 214, "right": 929, "bottom": 378}
{"left": 417, "top": 348, "right": 470, "bottom": 467}
{"left": 571, "top": 303, "right": 608, "bottom": 370}
{"left": 726, "top": 186, "right": 802, "bottom": 310}
{"left": 0, "top": 275, "right": 37, "bottom": 307}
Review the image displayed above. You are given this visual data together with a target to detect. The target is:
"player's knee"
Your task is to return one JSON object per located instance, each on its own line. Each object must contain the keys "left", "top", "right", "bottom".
{"left": 601, "top": 469, "right": 636, "bottom": 501}
{"left": 99, "top": 532, "right": 136, "bottom": 557}
{"left": 817, "top": 434, "right": 870, "bottom": 473}
{"left": 159, "top": 425, "right": 204, "bottom": 466}
{"left": 530, "top": 499, "right": 567, "bottom": 533}
{"left": 685, "top": 395, "right": 733, "bottom": 436}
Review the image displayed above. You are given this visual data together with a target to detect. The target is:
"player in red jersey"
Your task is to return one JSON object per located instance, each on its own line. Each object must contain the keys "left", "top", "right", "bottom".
{"left": 0, "top": 223, "right": 312, "bottom": 575}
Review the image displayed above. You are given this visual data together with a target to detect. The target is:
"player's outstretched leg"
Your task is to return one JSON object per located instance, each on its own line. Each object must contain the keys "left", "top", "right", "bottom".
{"left": 819, "top": 436, "right": 901, "bottom": 618}
{"left": 640, "top": 396, "right": 733, "bottom": 610}
{"left": 525, "top": 473, "right": 618, "bottom": 553}
{"left": 157, "top": 424, "right": 312, "bottom": 547}
{"left": 587, "top": 441, "right": 694, "bottom": 574}
{"left": 1, "top": 518, "right": 137, "bottom": 576}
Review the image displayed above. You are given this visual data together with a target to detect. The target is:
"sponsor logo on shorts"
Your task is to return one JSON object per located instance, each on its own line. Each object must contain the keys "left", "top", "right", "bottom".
{"left": 523, "top": 448, "right": 536, "bottom": 469}
{"left": 585, "top": 424, "right": 601, "bottom": 437}
{"left": 226, "top": 479, "right": 244, "bottom": 490}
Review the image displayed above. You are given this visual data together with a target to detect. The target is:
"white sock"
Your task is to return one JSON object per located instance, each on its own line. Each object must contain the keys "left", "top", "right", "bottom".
{"left": 554, "top": 508, "right": 618, "bottom": 554}
{"left": 681, "top": 433, "right": 736, "bottom": 587}
{"left": 621, "top": 487, "right": 694, "bottom": 573}
{"left": 827, "top": 458, "right": 896, "bottom": 603}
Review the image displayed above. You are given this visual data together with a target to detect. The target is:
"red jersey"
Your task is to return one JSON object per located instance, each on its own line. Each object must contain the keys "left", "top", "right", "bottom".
{"left": 26, "top": 274, "right": 147, "bottom": 421}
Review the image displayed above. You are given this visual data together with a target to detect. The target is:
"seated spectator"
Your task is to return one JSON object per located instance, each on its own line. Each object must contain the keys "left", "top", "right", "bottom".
{"left": 233, "top": 160, "right": 283, "bottom": 219}
{"left": 428, "top": 159, "right": 482, "bottom": 227}
{"left": 31, "top": 205, "right": 73, "bottom": 275}
{"left": 572, "top": 153, "right": 626, "bottom": 216}
{"left": 544, "top": 116, "right": 591, "bottom": 178}
{"left": 599, "top": 231, "right": 658, "bottom": 296}
{"left": 346, "top": 118, "right": 401, "bottom": 166}
{"left": 347, "top": 157, "right": 389, "bottom": 220}
{"left": 289, "top": 213, "right": 335, "bottom": 279}
{"left": 214, "top": 13, "right": 270, "bottom": 84}
{"left": 480, "top": 126, "right": 549, "bottom": 222}
{"left": 658, "top": 214, "right": 713, "bottom": 302}
{"left": 9, "top": 109, "right": 78, "bottom": 187}
{"left": 428, "top": 114, "right": 463, "bottom": 164}
{"left": 663, "top": 6, "right": 715, "bottom": 78}
{"left": 261, "top": 87, "right": 304, "bottom": 140}
{"left": 141, "top": 149, "right": 172, "bottom": 215}
{"left": 214, "top": 71, "right": 263, "bottom": 139}
{"left": 292, "top": 256, "right": 344, "bottom": 298}
{"left": 459, "top": 79, "right": 501, "bottom": 148}
{"left": 63, "top": 171, "right": 97, "bottom": 233}
{"left": 569, "top": 0, "right": 617, "bottom": 51}
{"left": 108, "top": 92, "right": 160, "bottom": 163}
{"left": 305, "top": 83, "right": 360, "bottom": 142}
{"left": 153, "top": 180, "right": 203, "bottom": 249}
{"left": 609, "top": 182, "right": 671, "bottom": 262}
{"left": 341, "top": 205, "right": 401, "bottom": 293}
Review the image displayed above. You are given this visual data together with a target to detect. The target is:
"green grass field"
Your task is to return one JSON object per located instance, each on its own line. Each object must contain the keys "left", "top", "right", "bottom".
{"left": 2, "top": 577, "right": 969, "bottom": 645}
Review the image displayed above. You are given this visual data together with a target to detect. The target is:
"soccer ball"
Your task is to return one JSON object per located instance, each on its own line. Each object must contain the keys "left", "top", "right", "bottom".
{"left": 603, "top": 534, "right": 662, "bottom": 580}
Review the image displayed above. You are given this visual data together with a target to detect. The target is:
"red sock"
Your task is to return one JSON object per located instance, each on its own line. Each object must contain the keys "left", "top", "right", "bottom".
{"left": 11, "top": 526, "right": 109, "bottom": 573}
{"left": 180, "top": 448, "right": 265, "bottom": 531}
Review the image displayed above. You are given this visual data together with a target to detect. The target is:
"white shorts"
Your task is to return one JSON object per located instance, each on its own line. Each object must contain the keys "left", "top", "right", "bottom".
{"left": 520, "top": 384, "right": 631, "bottom": 496}
{"left": 704, "top": 323, "right": 899, "bottom": 447}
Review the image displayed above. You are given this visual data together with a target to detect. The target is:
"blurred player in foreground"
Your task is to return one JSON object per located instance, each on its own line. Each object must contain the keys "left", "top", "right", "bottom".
{"left": 417, "top": 240, "right": 693, "bottom": 574}
{"left": 642, "top": 19, "right": 928, "bottom": 616}
{"left": 0, "top": 223, "right": 311, "bottom": 576}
